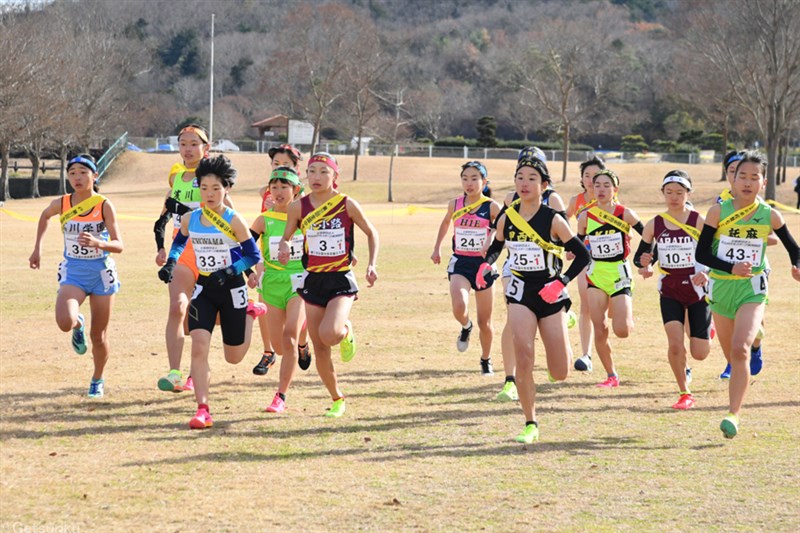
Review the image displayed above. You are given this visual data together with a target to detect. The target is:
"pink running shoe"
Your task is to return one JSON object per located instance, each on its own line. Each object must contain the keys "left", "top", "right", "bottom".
{"left": 183, "top": 376, "right": 195, "bottom": 392}
{"left": 671, "top": 393, "right": 696, "bottom": 410}
{"left": 265, "top": 393, "right": 287, "bottom": 413}
{"left": 247, "top": 299, "right": 267, "bottom": 319}
{"left": 189, "top": 408, "right": 213, "bottom": 429}
{"left": 710, "top": 320, "right": 716, "bottom": 340}
{"left": 596, "top": 375, "right": 620, "bottom": 388}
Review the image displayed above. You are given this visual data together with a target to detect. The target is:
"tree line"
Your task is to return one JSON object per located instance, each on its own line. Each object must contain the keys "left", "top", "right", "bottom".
{"left": 1, "top": 0, "right": 798, "bottom": 200}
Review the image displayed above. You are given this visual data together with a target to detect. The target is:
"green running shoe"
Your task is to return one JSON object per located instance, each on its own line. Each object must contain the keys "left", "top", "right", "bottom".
{"left": 496, "top": 381, "right": 518, "bottom": 402}
{"left": 340, "top": 321, "right": 356, "bottom": 362}
{"left": 720, "top": 414, "right": 739, "bottom": 439}
{"left": 158, "top": 369, "right": 184, "bottom": 392}
{"left": 515, "top": 423, "right": 539, "bottom": 444}
{"left": 325, "top": 398, "right": 346, "bottom": 418}
{"left": 71, "top": 313, "right": 87, "bottom": 355}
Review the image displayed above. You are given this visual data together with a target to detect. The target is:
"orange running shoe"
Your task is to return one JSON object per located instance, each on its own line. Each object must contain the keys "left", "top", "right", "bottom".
{"left": 671, "top": 393, "right": 696, "bottom": 410}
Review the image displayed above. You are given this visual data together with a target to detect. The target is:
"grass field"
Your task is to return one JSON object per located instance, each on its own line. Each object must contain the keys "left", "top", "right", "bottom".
{"left": 1, "top": 152, "right": 799, "bottom": 531}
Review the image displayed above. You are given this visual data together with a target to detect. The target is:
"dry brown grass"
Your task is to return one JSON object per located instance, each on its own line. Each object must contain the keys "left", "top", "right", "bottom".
{"left": 1, "top": 152, "right": 799, "bottom": 531}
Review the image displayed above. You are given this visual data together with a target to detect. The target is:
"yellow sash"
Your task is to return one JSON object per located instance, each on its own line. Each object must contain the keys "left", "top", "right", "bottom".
{"left": 659, "top": 213, "right": 700, "bottom": 241}
{"left": 588, "top": 206, "right": 630, "bottom": 234}
{"left": 452, "top": 195, "right": 490, "bottom": 221}
{"left": 300, "top": 193, "right": 346, "bottom": 234}
{"left": 202, "top": 206, "right": 237, "bottom": 241}
{"left": 576, "top": 198, "right": 597, "bottom": 216}
{"left": 505, "top": 206, "right": 565, "bottom": 259}
{"left": 60, "top": 195, "right": 105, "bottom": 229}
{"left": 719, "top": 188, "right": 734, "bottom": 202}
{"left": 262, "top": 211, "right": 288, "bottom": 222}
{"left": 766, "top": 199, "right": 800, "bottom": 215}
{"left": 716, "top": 201, "right": 758, "bottom": 234}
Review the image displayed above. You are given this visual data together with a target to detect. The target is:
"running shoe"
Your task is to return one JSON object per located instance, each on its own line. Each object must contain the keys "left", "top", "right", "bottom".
{"left": 720, "top": 413, "right": 739, "bottom": 439}
{"left": 189, "top": 408, "right": 213, "bottom": 429}
{"left": 596, "top": 375, "right": 620, "bottom": 388}
{"left": 298, "top": 344, "right": 312, "bottom": 371}
{"left": 324, "top": 398, "right": 346, "bottom": 418}
{"left": 87, "top": 378, "right": 104, "bottom": 398}
{"left": 456, "top": 321, "right": 473, "bottom": 352}
{"left": 157, "top": 369, "right": 184, "bottom": 392}
{"left": 246, "top": 299, "right": 268, "bottom": 319}
{"left": 265, "top": 393, "right": 287, "bottom": 413}
{"left": 685, "top": 367, "right": 693, "bottom": 385}
{"left": 480, "top": 358, "right": 494, "bottom": 376}
{"left": 710, "top": 319, "right": 716, "bottom": 340}
{"left": 574, "top": 354, "right": 592, "bottom": 372}
{"left": 496, "top": 381, "right": 518, "bottom": 402}
{"left": 340, "top": 320, "right": 356, "bottom": 362}
{"left": 719, "top": 363, "right": 731, "bottom": 380}
{"left": 183, "top": 376, "right": 194, "bottom": 392}
{"left": 671, "top": 393, "right": 695, "bottom": 410}
{"left": 750, "top": 345, "right": 763, "bottom": 376}
{"left": 515, "top": 423, "right": 539, "bottom": 444}
{"left": 756, "top": 324, "right": 765, "bottom": 340}
{"left": 72, "top": 313, "right": 87, "bottom": 355}
{"left": 566, "top": 310, "right": 578, "bottom": 329}
{"left": 253, "top": 351, "right": 276, "bottom": 376}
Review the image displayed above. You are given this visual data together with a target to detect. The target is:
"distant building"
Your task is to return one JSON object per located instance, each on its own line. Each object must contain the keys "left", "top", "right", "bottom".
{"left": 251, "top": 114, "right": 289, "bottom": 140}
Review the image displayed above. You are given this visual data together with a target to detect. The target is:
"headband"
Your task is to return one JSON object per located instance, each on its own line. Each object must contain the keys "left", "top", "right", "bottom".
{"left": 662, "top": 174, "right": 692, "bottom": 191}
{"left": 724, "top": 152, "right": 744, "bottom": 169}
{"left": 269, "top": 167, "right": 301, "bottom": 186}
{"left": 179, "top": 126, "right": 209, "bottom": 144}
{"left": 308, "top": 153, "right": 339, "bottom": 175}
{"left": 269, "top": 144, "right": 303, "bottom": 162}
{"left": 461, "top": 161, "right": 488, "bottom": 178}
{"left": 518, "top": 146, "right": 547, "bottom": 163}
{"left": 67, "top": 156, "right": 97, "bottom": 174}
{"left": 516, "top": 157, "right": 550, "bottom": 182}
{"left": 593, "top": 169, "right": 619, "bottom": 187}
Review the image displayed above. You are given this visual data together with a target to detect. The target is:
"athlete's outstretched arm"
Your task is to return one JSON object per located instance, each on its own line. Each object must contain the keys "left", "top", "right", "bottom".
{"left": 28, "top": 197, "right": 61, "bottom": 269}
{"left": 431, "top": 199, "right": 455, "bottom": 264}
{"left": 347, "top": 197, "right": 379, "bottom": 287}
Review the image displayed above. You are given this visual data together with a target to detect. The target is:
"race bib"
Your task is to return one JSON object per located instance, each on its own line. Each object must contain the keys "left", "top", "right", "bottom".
{"left": 454, "top": 227, "right": 487, "bottom": 254}
{"left": 751, "top": 272, "right": 768, "bottom": 295}
{"left": 506, "top": 241, "right": 546, "bottom": 272}
{"left": 615, "top": 261, "right": 632, "bottom": 290}
{"left": 230, "top": 286, "right": 248, "bottom": 309}
{"left": 290, "top": 272, "right": 306, "bottom": 293}
{"left": 64, "top": 233, "right": 103, "bottom": 260}
{"left": 194, "top": 243, "right": 230, "bottom": 274}
{"left": 588, "top": 233, "right": 623, "bottom": 260}
{"left": 505, "top": 276, "right": 525, "bottom": 302}
{"left": 173, "top": 202, "right": 200, "bottom": 229}
{"left": 307, "top": 228, "right": 345, "bottom": 257}
{"left": 191, "top": 284, "right": 203, "bottom": 301}
{"left": 100, "top": 258, "right": 118, "bottom": 291}
{"left": 57, "top": 260, "right": 67, "bottom": 284}
{"left": 269, "top": 235, "right": 304, "bottom": 262}
{"left": 718, "top": 236, "right": 762, "bottom": 265}
{"left": 658, "top": 241, "right": 695, "bottom": 269}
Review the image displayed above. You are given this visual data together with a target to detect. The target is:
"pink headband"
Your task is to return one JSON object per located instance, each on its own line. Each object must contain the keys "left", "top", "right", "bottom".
{"left": 308, "top": 153, "right": 339, "bottom": 175}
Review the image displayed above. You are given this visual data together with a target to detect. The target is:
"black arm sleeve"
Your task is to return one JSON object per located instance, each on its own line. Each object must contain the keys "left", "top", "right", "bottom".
{"left": 483, "top": 237, "right": 505, "bottom": 266}
{"left": 153, "top": 213, "right": 170, "bottom": 251}
{"left": 491, "top": 204, "right": 508, "bottom": 230}
{"left": 774, "top": 224, "right": 800, "bottom": 268}
{"left": 165, "top": 197, "right": 192, "bottom": 216}
{"left": 556, "top": 210, "right": 568, "bottom": 221}
{"left": 632, "top": 221, "right": 644, "bottom": 236}
{"left": 250, "top": 228, "right": 261, "bottom": 240}
{"left": 562, "top": 237, "right": 591, "bottom": 283}
{"left": 633, "top": 240, "right": 653, "bottom": 268}
{"left": 696, "top": 224, "right": 733, "bottom": 274}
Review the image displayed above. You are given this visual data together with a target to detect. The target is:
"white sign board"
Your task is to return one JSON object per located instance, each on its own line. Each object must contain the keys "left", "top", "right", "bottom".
{"left": 288, "top": 120, "right": 314, "bottom": 145}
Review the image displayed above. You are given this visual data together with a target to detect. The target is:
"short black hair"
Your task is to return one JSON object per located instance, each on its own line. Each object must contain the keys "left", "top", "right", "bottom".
{"left": 734, "top": 150, "right": 767, "bottom": 176}
{"left": 579, "top": 156, "right": 605, "bottom": 190}
{"left": 196, "top": 155, "right": 237, "bottom": 188}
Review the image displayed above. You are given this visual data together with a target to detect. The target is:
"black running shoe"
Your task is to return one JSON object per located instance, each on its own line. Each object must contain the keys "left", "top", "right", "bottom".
{"left": 480, "top": 358, "right": 494, "bottom": 376}
{"left": 456, "top": 322, "right": 473, "bottom": 352}
{"left": 298, "top": 344, "right": 312, "bottom": 371}
{"left": 253, "top": 351, "right": 276, "bottom": 376}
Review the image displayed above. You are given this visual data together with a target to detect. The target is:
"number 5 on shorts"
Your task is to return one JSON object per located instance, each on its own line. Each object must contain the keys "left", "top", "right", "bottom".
{"left": 505, "top": 277, "right": 524, "bottom": 302}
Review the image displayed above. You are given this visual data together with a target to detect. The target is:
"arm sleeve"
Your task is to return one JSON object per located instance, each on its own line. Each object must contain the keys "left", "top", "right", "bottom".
{"left": 167, "top": 231, "right": 188, "bottom": 262}
{"left": 696, "top": 224, "right": 733, "bottom": 274}
{"left": 153, "top": 213, "right": 170, "bottom": 251}
{"left": 632, "top": 221, "right": 644, "bottom": 236}
{"left": 562, "top": 237, "right": 591, "bottom": 283}
{"left": 490, "top": 205, "right": 508, "bottom": 230}
{"left": 231, "top": 237, "right": 262, "bottom": 275}
{"left": 774, "top": 224, "right": 800, "bottom": 268}
{"left": 633, "top": 240, "right": 653, "bottom": 268}
{"left": 483, "top": 237, "right": 505, "bottom": 266}
{"left": 165, "top": 197, "right": 192, "bottom": 216}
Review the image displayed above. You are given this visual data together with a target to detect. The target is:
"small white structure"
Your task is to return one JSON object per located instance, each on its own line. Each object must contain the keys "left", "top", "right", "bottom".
{"left": 288, "top": 120, "right": 314, "bottom": 145}
{"left": 351, "top": 136, "right": 373, "bottom": 156}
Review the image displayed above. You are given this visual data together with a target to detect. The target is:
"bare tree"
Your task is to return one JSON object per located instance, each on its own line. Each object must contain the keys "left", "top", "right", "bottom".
{"left": 677, "top": 0, "right": 800, "bottom": 199}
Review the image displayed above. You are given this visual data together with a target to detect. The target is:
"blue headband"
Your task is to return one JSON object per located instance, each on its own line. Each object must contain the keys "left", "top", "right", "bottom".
{"left": 461, "top": 161, "right": 487, "bottom": 179}
{"left": 724, "top": 152, "right": 744, "bottom": 169}
{"left": 67, "top": 156, "right": 97, "bottom": 173}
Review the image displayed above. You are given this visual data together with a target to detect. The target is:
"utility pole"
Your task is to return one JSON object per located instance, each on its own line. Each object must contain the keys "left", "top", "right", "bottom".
{"left": 209, "top": 14, "right": 215, "bottom": 143}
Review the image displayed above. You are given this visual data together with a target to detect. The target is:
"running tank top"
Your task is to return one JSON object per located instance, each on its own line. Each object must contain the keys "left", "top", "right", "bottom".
{"left": 711, "top": 200, "right": 771, "bottom": 278}
{"left": 61, "top": 195, "right": 110, "bottom": 261}
{"left": 452, "top": 196, "right": 492, "bottom": 257}
{"left": 586, "top": 204, "right": 630, "bottom": 262}
{"left": 300, "top": 194, "right": 354, "bottom": 273}
{"left": 188, "top": 207, "right": 242, "bottom": 276}
{"left": 654, "top": 211, "right": 699, "bottom": 277}
{"left": 503, "top": 204, "right": 562, "bottom": 281}
{"left": 261, "top": 210, "right": 304, "bottom": 273}
{"left": 171, "top": 169, "right": 202, "bottom": 229}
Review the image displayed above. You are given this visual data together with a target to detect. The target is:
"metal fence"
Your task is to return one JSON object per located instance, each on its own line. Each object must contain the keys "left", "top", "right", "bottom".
{"left": 97, "top": 131, "right": 128, "bottom": 179}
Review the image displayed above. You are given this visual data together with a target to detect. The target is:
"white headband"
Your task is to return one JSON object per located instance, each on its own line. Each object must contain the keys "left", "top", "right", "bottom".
{"left": 662, "top": 175, "right": 692, "bottom": 191}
